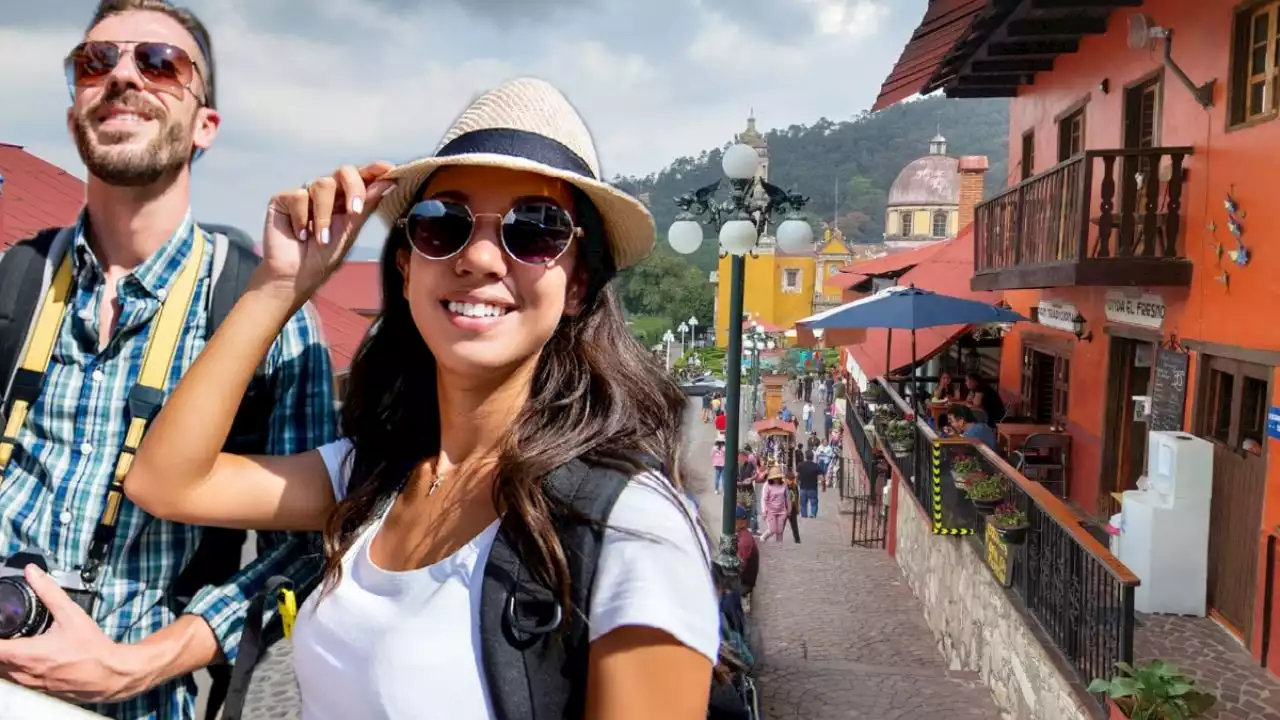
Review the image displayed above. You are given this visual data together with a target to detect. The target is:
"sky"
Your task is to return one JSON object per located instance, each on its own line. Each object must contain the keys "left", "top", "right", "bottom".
{"left": 0, "top": 0, "right": 923, "bottom": 252}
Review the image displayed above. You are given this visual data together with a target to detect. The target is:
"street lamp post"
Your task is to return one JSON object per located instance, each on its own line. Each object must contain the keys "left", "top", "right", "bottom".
{"left": 663, "top": 329, "right": 676, "bottom": 371}
{"left": 678, "top": 321, "right": 690, "bottom": 356}
{"left": 666, "top": 142, "right": 813, "bottom": 577}
{"left": 688, "top": 316, "right": 699, "bottom": 348}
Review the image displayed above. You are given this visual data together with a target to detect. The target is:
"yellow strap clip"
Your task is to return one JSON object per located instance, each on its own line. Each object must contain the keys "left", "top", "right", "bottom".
{"left": 276, "top": 586, "right": 298, "bottom": 639}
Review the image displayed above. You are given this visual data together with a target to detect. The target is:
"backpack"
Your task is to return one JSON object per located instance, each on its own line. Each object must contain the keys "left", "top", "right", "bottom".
{"left": 0, "top": 222, "right": 272, "bottom": 718}
{"left": 224, "top": 455, "right": 725, "bottom": 720}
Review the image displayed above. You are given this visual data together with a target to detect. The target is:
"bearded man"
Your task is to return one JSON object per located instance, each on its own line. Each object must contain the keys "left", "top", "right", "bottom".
{"left": 0, "top": 1, "right": 335, "bottom": 718}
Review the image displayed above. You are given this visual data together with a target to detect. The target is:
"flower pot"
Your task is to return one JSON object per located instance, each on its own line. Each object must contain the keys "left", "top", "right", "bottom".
{"left": 992, "top": 521, "right": 1030, "bottom": 545}
{"left": 971, "top": 497, "right": 1000, "bottom": 515}
{"left": 1106, "top": 698, "right": 1128, "bottom": 720}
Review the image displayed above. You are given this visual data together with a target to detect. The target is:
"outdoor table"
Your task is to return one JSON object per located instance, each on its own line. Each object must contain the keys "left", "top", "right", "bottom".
{"left": 925, "top": 400, "right": 956, "bottom": 428}
{"left": 996, "top": 422, "right": 1055, "bottom": 456}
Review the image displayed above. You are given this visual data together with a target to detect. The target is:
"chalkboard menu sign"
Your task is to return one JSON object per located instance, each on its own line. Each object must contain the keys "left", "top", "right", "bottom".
{"left": 1150, "top": 348, "right": 1190, "bottom": 432}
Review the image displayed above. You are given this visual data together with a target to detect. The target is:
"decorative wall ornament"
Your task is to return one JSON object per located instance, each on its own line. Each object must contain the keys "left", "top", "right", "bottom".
{"left": 1223, "top": 189, "right": 1250, "bottom": 266}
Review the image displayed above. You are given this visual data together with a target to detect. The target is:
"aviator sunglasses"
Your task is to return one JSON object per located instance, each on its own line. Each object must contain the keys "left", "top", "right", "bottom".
{"left": 396, "top": 198, "right": 582, "bottom": 266}
{"left": 64, "top": 41, "right": 206, "bottom": 104}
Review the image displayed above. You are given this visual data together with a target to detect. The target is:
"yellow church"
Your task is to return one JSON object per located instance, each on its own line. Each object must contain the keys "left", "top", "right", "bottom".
{"left": 712, "top": 116, "right": 853, "bottom": 347}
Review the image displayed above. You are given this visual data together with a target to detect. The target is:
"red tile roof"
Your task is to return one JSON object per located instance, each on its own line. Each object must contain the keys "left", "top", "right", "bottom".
{"left": 0, "top": 144, "right": 85, "bottom": 249}
{"left": 872, "top": 0, "right": 989, "bottom": 112}
{"left": 842, "top": 242, "right": 949, "bottom": 276}
{"left": 318, "top": 261, "right": 382, "bottom": 316}
{"left": 844, "top": 227, "right": 1003, "bottom": 378}
{"left": 311, "top": 295, "right": 374, "bottom": 374}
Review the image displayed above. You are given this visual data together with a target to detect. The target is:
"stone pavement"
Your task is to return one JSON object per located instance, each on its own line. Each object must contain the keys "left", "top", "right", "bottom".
{"left": 1136, "top": 613, "right": 1280, "bottom": 720}
{"left": 730, "top": 385, "right": 1001, "bottom": 719}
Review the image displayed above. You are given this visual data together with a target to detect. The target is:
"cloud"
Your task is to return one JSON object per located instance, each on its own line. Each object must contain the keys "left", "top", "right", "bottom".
{"left": 0, "top": 0, "right": 923, "bottom": 250}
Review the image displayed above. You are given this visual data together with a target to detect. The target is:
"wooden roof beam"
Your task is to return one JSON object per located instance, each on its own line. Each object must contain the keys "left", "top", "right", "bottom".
{"left": 946, "top": 86, "right": 1020, "bottom": 98}
{"left": 1028, "top": 0, "right": 1141, "bottom": 8}
{"left": 968, "top": 57, "right": 1055, "bottom": 73}
{"left": 986, "top": 38, "right": 1080, "bottom": 56}
{"left": 1005, "top": 16, "right": 1110, "bottom": 37}
{"left": 953, "top": 73, "right": 1035, "bottom": 87}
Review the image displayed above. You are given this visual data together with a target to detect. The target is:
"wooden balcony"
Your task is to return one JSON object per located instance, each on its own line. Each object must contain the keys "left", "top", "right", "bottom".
{"left": 972, "top": 147, "right": 1194, "bottom": 291}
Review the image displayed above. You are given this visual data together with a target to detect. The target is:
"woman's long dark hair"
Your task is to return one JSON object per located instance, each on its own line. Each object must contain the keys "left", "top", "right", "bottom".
{"left": 320, "top": 185, "right": 690, "bottom": 617}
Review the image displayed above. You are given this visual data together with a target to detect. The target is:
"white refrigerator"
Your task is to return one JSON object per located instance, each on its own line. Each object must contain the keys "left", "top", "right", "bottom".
{"left": 1114, "top": 431, "right": 1213, "bottom": 616}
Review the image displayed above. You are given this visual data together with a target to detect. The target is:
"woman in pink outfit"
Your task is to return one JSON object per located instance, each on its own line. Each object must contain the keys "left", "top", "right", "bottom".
{"left": 760, "top": 465, "right": 790, "bottom": 542}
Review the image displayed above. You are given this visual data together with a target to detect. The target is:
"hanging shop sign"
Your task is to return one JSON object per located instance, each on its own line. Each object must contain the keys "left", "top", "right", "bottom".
{"left": 1104, "top": 291, "right": 1166, "bottom": 330}
{"left": 1035, "top": 300, "right": 1078, "bottom": 334}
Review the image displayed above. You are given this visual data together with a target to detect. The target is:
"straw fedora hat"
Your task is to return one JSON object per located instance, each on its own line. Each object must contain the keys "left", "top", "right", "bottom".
{"left": 766, "top": 465, "right": 784, "bottom": 481}
{"left": 376, "top": 77, "right": 656, "bottom": 270}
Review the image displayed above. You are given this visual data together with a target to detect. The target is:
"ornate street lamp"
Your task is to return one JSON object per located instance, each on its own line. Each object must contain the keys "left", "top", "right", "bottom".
{"left": 678, "top": 321, "right": 690, "bottom": 353}
{"left": 688, "top": 316, "right": 699, "bottom": 348}
{"left": 662, "top": 329, "right": 676, "bottom": 371}
{"left": 667, "top": 142, "right": 812, "bottom": 577}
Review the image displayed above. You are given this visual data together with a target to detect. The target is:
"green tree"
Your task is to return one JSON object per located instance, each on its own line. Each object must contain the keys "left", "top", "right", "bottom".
{"left": 617, "top": 245, "right": 714, "bottom": 333}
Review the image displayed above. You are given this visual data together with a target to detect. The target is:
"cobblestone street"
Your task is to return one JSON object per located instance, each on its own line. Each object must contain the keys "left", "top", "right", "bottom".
{"left": 691, "top": 387, "right": 1001, "bottom": 719}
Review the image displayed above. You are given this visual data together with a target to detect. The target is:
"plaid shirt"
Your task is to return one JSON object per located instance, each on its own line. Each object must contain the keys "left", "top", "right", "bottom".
{"left": 0, "top": 212, "right": 336, "bottom": 719}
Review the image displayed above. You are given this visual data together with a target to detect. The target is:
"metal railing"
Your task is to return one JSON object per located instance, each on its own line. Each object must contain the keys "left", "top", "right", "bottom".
{"left": 867, "top": 377, "right": 1139, "bottom": 711}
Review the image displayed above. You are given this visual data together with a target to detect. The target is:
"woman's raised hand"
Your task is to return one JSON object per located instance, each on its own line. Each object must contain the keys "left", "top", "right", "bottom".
{"left": 261, "top": 161, "right": 396, "bottom": 299}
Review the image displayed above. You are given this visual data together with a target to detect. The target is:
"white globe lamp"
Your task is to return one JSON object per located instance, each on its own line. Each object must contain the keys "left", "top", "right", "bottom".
{"left": 719, "top": 218, "right": 759, "bottom": 256}
{"left": 722, "top": 143, "right": 760, "bottom": 181}
{"left": 776, "top": 217, "right": 815, "bottom": 255}
{"left": 667, "top": 219, "right": 704, "bottom": 255}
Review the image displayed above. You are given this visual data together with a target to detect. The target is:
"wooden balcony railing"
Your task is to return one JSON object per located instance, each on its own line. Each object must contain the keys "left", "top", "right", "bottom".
{"left": 973, "top": 147, "right": 1194, "bottom": 290}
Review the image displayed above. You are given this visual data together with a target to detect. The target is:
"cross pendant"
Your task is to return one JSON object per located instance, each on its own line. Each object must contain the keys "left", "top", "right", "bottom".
{"left": 428, "top": 477, "right": 442, "bottom": 496}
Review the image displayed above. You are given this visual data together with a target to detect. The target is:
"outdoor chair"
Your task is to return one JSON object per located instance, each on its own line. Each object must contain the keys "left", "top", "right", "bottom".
{"left": 1012, "top": 432, "right": 1069, "bottom": 498}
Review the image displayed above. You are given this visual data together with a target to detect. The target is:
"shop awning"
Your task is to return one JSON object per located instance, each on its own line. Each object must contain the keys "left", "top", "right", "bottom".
{"left": 871, "top": 0, "right": 990, "bottom": 112}
{"left": 842, "top": 227, "right": 1002, "bottom": 377}
{"left": 839, "top": 241, "right": 949, "bottom": 277}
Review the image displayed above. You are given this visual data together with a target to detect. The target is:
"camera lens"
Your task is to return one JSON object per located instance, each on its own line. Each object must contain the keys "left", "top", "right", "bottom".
{"left": 0, "top": 577, "right": 50, "bottom": 639}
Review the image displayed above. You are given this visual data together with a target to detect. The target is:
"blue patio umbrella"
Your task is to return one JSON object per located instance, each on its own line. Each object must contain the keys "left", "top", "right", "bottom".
{"left": 797, "top": 286, "right": 1027, "bottom": 408}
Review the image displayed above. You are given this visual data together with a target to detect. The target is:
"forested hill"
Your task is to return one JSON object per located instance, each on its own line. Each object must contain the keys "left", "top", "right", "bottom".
{"left": 612, "top": 96, "right": 1011, "bottom": 275}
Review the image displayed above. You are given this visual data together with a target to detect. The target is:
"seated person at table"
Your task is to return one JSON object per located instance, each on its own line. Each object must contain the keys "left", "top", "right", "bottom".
{"left": 947, "top": 406, "right": 998, "bottom": 450}
{"left": 963, "top": 371, "right": 1005, "bottom": 424}
{"left": 932, "top": 371, "right": 961, "bottom": 401}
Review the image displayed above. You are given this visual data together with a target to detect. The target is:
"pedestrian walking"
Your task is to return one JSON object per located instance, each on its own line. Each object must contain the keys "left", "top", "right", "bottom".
{"left": 797, "top": 450, "right": 822, "bottom": 517}
{"left": 760, "top": 466, "right": 789, "bottom": 542}
{"left": 802, "top": 400, "right": 813, "bottom": 433}
{"left": 736, "top": 447, "right": 760, "bottom": 534}
{"left": 712, "top": 434, "right": 726, "bottom": 493}
{"left": 714, "top": 407, "right": 727, "bottom": 433}
{"left": 702, "top": 392, "right": 712, "bottom": 423}
{"left": 785, "top": 471, "right": 801, "bottom": 543}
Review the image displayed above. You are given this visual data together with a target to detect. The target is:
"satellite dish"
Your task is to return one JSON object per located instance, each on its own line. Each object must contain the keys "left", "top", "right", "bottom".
{"left": 1127, "top": 13, "right": 1166, "bottom": 51}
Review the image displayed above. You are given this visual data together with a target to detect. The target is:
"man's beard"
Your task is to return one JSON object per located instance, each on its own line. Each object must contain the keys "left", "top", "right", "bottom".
{"left": 73, "top": 90, "right": 192, "bottom": 188}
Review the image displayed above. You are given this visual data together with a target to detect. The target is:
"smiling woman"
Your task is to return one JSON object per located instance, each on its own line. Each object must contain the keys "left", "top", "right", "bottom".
{"left": 126, "top": 77, "right": 720, "bottom": 720}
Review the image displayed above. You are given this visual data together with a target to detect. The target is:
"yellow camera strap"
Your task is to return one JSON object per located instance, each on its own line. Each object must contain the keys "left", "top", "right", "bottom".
{"left": 83, "top": 229, "right": 207, "bottom": 581}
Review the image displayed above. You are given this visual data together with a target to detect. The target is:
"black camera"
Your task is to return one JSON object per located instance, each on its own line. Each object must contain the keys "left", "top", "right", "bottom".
{"left": 0, "top": 551, "right": 96, "bottom": 639}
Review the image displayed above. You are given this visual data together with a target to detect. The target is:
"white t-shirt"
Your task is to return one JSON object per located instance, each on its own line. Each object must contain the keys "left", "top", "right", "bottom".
{"left": 290, "top": 439, "right": 721, "bottom": 720}
{"left": 802, "top": 403, "right": 813, "bottom": 419}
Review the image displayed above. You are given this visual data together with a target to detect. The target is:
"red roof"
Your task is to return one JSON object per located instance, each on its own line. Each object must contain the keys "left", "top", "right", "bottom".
{"left": 318, "top": 261, "right": 382, "bottom": 315}
{"left": 753, "top": 418, "right": 797, "bottom": 435}
{"left": 841, "top": 242, "right": 949, "bottom": 277}
{"left": 828, "top": 271, "right": 869, "bottom": 291}
{"left": 0, "top": 144, "right": 85, "bottom": 249}
{"left": 311, "top": 295, "right": 374, "bottom": 374}
{"left": 871, "top": 0, "right": 989, "bottom": 112}
{"left": 844, "top": 227, "right": 1003, "bottom": 377}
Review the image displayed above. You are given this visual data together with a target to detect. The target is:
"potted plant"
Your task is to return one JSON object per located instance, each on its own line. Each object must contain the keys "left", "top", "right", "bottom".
{"left": 950, "top": 457, "right": 983, "bottom": 492}
{"left": 966, "top": 473, "right": 1004, "bottom": 514}
{"left": 988, "top": 502, "right": 1030, "bottom": 544}
{"left": 885, "top": 419, "right": 915, "bottom": 454}
{"left": 1088, "top": 660, "right": 1216, "bottom": 719}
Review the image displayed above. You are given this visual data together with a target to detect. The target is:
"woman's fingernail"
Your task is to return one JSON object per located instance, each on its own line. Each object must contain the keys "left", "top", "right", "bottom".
{"left": 320, "top": 227, "right": 331, "bottom": 245}
{"left": 299, "top": 228, "right": 309, "bottom": 242}
{"left": 381, "top": 185, "right": 396, "bottom": 197}
{"left": 352, "top": 197, "right": 364, "bottom": 215}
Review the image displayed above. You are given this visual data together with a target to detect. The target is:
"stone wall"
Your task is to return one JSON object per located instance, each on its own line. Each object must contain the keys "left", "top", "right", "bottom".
{"left": 892, "top": 477, "right": 1097, "bottom": 720}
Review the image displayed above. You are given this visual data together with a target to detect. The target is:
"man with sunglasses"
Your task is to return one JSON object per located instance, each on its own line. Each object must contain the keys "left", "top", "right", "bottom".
{"left": 0, "top": 1, "right": 335, "bottom": 718}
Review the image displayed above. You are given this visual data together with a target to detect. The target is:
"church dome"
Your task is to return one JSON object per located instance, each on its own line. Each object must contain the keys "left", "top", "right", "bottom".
{"left": 886, "top": 135, "right": 960, "bottom": 207}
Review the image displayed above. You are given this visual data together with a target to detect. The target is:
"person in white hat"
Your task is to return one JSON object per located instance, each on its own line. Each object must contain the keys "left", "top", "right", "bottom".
{"left": 126, "top": 77, "right": 719, "bottom": 718}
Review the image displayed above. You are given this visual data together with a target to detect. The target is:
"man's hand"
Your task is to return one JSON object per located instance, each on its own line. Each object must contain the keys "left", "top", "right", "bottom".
{"left": 0, "top": 565, "right": 152, "bottom": 703}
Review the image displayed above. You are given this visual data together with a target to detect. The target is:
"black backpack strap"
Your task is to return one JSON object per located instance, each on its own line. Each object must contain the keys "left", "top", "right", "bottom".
{"left": 0, "top": 228, "right": 67, "bottom": 417}
{"left": 219, "top": 575, "right": 295, "bottom": 720}
{"left": 479, "top": 460, "right": 633, "bottom": 720}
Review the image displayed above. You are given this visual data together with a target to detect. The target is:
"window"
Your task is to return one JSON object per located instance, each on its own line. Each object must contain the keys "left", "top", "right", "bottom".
{"left": 931, "top": 211, "right": 948, "bottom": 238}
{"left": 1057, "top": 107, "right": 1085, "bottom": 161}
{"left": 1020, "top": 345, "right": 1070, "bottom": 426}
{"left": 828, "top": 265, "right": 839, "bottom": 275}
{"left": 1201, "top": 355, "right": 1271, "bottom": 451}
{"left": 900, "top": 211, "right": 914, "bottom": 236}
{"left": 1230, "top": 1, "right": 1280, "bottom": 127}
{"left": 782, "top": 268, "right": 801, "bottom": 292}
{"left": 1020, "top": 130, "right": 1035, "bottom": 181}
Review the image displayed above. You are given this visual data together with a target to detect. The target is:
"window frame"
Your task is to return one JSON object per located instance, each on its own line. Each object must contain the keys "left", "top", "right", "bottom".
{"left": 782, "top": 267, "right": 801, "bottom": 292}
{"left": 931, "top": 211, "right": 949, "bottom": 238}
{"left": 1020, "top": 339, "right": 1072, "bottom": 427}
{"left": 900, "top": 210, "right": 914, "bottom": 237}
{"left": 1228, "top": 0, "right": 1280, "bottom": 130}
{"left": 1056, "top": 103, "right": 1087, "bottom": 162}
{"left": 1197, "top": 354, "right": 1271, "bottom": 451}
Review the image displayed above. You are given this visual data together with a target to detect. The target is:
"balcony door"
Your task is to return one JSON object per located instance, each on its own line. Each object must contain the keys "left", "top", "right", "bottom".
{"left": 1101, "top": 336, "right": 1154, "bottom": 516}
{"left": 1120, "top": 74, "right": 1164, "bottom": 256}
